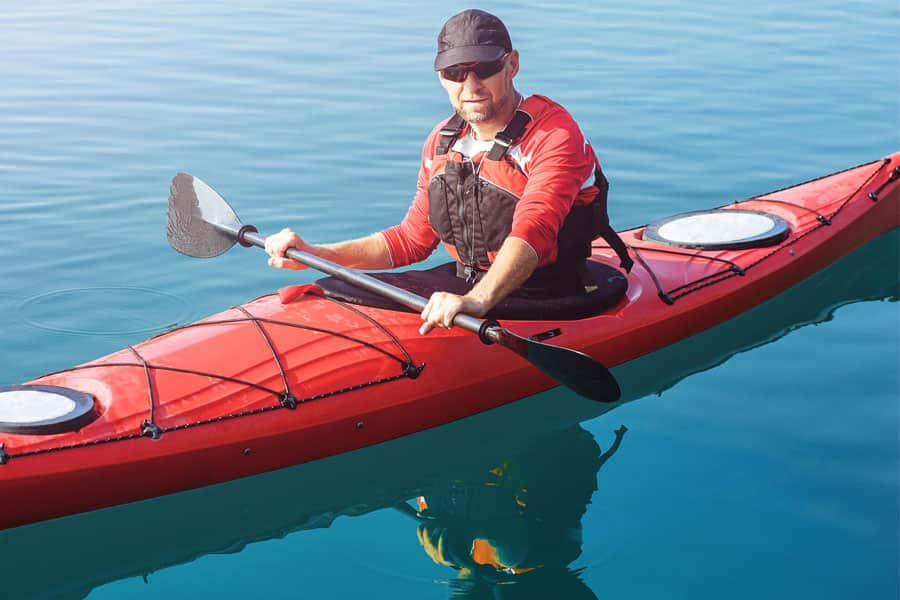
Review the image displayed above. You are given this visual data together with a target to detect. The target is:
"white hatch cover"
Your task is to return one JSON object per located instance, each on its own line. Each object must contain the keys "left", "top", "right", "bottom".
{"left": 0, "top": 385, "right": 97, "bottom": 435}
{"left": 643, "top": 209, "right": 790, "bottom": 250}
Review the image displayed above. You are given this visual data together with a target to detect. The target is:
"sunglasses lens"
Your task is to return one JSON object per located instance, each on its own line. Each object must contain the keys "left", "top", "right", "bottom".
{"left": 441, "top": 66, "right": 468, "bottom": 82}
{"left": 441, "top": 57, "right": 505, "bottom": 82}
{"left": 474, "top": 60, "right": 504, "bottom": 79}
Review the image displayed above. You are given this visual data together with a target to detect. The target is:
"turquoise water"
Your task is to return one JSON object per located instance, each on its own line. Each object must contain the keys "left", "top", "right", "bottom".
{"left": 1, "top": 1, "right": 897, "bottom": 598}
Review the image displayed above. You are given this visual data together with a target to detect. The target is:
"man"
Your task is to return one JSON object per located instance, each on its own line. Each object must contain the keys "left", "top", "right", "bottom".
{"left": 265, "top": 9, "right": 630, "bottom": 335}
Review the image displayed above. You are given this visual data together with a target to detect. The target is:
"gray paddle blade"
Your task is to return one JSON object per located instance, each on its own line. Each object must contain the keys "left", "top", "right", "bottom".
{"left": 167, "top": 172, "right": 242, "bottom": 258}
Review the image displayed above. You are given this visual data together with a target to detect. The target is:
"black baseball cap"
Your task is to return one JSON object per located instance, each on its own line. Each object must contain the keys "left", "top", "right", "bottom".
{"left": 433, "top": 9, "right": 512, "bottom": 71}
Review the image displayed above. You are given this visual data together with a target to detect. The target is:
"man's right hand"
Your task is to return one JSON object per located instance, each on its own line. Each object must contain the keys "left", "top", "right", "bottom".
{"left": 264, "top": 228, "right": 312, "bottom": 270}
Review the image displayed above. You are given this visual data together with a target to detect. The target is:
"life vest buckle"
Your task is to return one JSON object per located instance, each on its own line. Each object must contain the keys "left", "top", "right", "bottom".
{"left": 492, "top": 133, "right": 513, "bottom": 149}
{"left": 486, "top": 109, "right": 532, "bottom": 161}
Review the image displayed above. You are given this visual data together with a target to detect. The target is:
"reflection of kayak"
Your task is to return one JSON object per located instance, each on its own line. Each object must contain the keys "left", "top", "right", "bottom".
{"left": 0, "top": 154, "right": 897, "bottom": 531}
{"left": 1, "top": 226, "right": 896, "bottom": 599}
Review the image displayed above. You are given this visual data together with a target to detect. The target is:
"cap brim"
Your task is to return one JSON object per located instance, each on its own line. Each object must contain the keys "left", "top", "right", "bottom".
{"left": 434, "top": 45, "right": 507, "bottom": 70}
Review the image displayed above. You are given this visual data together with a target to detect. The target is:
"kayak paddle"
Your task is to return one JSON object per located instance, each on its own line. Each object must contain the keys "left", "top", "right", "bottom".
{"left": 166, "top": 173, "right": 621, "bottom": 403}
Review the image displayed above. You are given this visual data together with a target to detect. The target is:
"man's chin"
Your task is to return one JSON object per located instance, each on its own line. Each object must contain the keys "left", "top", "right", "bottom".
{"left": 457, "top": 107, "right": 493, "bottom": 123}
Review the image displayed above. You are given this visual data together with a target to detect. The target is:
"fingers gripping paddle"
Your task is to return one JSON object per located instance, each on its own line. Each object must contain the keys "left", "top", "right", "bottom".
{"left": 167, "top": 173, "right": 621, "bottom": 403}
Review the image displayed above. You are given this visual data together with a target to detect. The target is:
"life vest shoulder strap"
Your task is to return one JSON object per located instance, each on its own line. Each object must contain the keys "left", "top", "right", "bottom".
{"left": 435, "top": 106, "right": 534, "bottom": 160}
{"left": 435, "top": 113, "right": 466, "bottom": 156}
{"left": 486, "top": 109, "right": 532, "bottom": 161}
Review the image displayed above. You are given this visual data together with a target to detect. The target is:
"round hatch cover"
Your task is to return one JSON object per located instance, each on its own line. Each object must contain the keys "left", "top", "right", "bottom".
{"left": 644, "top": 209, "right": 790, "bottom": 250}
{"left": 0, "top": 385, "right": 97, "bottom": 435}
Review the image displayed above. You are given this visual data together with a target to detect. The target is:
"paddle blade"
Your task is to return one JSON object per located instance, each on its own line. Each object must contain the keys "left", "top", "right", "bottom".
{"left": 493, "top": 328, "right": 621, "bottom": 403}
{"left": 167, "top": 172, "right": 242, "bottom": 258}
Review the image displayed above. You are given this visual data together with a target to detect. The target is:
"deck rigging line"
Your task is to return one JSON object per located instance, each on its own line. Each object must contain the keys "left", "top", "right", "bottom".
{"left": 2, "top": 289, "right": 424, "bottom": 462}
{"left": 594, "top": 158, "right": 890, "bottom": 304}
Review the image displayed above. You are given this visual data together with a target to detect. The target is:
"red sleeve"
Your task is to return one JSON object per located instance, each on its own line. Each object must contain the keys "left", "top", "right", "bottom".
{"left": 508, "top": 114, "right": 597, "bottom": 266}
{"left": 380, "top": 133, "right": 441, "bottom": 267}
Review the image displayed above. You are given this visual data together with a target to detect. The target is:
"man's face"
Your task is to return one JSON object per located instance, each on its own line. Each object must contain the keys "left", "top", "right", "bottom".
{"left": 438, "top": 50, "right": 519, "bottom": 125}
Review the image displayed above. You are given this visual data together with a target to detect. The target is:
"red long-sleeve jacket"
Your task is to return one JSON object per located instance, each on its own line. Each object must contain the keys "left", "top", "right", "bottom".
{"left": 381, "top": 95, "right": 603, "bottom": 271}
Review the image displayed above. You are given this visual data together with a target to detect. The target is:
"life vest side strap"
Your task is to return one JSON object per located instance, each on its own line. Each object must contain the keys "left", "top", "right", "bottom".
{"left": 435, "top": 113, "right": 466, "bottom": 156}
{"left": 597, "top": 222, "right": 634, "bottom": 273}
{"left": 487, "top": 110, "right": 533, "bottom": 161}
{"left": 592, "top": 168, "right": 634, "bottom": 272}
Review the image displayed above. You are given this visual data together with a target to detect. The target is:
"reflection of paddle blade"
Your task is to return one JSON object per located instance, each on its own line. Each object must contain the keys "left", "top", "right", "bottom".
{"left": 167, "top": 172, "right": 241, "bottom": 258}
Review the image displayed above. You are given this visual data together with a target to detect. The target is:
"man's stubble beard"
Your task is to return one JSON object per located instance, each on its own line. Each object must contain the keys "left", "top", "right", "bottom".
{"left": 456, "top": 104, "right": 496, "bottom": 124}
{"left": 454, "top": 88, "right": 512, "bottom": 124}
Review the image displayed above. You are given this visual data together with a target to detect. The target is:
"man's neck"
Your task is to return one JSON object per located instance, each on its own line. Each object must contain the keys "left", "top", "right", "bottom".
{"left": 469, "top": 91, "right": 522, "bottom": 141}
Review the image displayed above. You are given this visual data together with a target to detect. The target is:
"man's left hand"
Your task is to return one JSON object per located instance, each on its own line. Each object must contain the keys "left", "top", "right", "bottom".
{"left": 419, "top": 292, "right": 490, "bottom": 335}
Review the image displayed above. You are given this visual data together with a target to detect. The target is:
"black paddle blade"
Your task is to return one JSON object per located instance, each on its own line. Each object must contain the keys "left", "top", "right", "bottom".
{"left": 492, "top": 328, "right": 621, "bottom": 403}
{"left": 167, "top": 172, "right": 242, "bottom": 258}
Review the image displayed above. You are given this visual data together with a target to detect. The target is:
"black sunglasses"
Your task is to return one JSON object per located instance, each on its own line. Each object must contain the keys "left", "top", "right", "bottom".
{"left": 440, "top": 54, "right": 508, "bottom": 83}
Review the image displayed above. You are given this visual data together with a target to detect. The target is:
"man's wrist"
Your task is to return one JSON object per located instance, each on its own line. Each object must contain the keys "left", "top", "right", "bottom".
{"left": 309, "top": 243, "right": 333, "bottom": 260}
{"left": 463, "top": 289, "right": 494, "bottom": 315}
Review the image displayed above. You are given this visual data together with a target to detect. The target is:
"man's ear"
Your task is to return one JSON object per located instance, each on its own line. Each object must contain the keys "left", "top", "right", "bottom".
{"left": 507, "top": 49, "right": 520, "bottom": 78}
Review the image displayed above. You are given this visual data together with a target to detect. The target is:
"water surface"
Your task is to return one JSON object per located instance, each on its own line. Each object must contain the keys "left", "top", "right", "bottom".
{"left": 0, "top": 1, "right": 897, "bottom": 598}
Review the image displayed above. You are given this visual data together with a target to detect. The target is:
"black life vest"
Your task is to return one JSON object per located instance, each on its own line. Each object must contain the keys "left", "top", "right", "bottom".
{"left": 425, "top": 100, "right": 632, "bottom": 297}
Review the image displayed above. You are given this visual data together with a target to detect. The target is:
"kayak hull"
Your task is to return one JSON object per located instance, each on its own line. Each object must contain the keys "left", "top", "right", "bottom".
{"left": 1, "top": 154, "right": 898, "bottom": 530}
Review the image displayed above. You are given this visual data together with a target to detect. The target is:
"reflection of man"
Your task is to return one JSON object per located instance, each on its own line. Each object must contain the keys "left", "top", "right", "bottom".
{"left": 406, "top": 425, "right": 627, "bottom": 597}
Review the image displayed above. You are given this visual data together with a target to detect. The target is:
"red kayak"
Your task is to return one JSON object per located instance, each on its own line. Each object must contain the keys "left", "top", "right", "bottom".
{"left": 0, "top": 153, "right": 897, "bottom": 531}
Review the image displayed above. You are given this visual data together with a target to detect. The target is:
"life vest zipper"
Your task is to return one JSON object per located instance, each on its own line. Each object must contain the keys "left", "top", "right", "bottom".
{"left": 459, "top": 159, "right": 477, "bottom": 281}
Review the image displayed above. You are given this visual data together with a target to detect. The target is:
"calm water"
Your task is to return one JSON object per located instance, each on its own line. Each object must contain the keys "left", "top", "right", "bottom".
{"left": 1, "top": 1, "right": 897, "bottom": 598}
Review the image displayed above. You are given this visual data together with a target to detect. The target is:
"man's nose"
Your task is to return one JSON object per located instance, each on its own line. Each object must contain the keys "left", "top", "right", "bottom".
{"left": 461, "top": 71, "right": 484, "bottom": 90}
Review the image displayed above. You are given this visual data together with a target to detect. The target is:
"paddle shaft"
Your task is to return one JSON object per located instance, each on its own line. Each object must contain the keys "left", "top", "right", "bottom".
{"left": 234, "top": 227, "right": 496, "bottom": 341}
{"left": 170, "top": 172, "right": 619, "bottom": 402}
